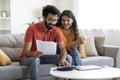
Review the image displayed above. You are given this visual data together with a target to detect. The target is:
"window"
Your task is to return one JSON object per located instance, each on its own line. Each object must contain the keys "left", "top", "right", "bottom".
{"left": 78, "top": 0, "right": 120, "bottom": 29}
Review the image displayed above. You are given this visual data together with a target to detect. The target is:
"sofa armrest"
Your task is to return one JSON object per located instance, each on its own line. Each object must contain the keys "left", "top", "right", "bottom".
{"left": 103, "top": 45, "right": 120, "bottom": 68}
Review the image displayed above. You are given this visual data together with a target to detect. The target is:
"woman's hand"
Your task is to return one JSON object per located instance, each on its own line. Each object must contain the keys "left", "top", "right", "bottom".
{"left": 78, "top": 36, "right": 86, "bottom": 44}
{"left": 70, "top": 36, "right": 86, "bottom": 49}
{"left": 70, "top": 41, "right": 79, "bottom": 49}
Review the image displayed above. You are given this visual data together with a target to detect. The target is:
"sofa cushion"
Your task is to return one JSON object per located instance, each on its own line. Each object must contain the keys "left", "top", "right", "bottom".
{"left": 79, "top": 36, "right": 105, "bottom": 57}
{"left": 1, "top": 48, "right": 23, "bottom": 61}
{"left": 0, "top": 64, "right": 22, "bottom": 80}
{"left": 84, "top": 36, "right": 98, "bottom": 56}
{"left": 0, "top": 62, "right": 57, "bottom": 79}
{"left": 79, "top": 44, "right": 87, "bottom": 58}
{"left": 82, "top": 56, "right": 114, "bottom": 67}
{"left": 95, "top": 37, "right": 105, "bottom": 56}
{"left": 0, "top": 34, "right": 24, "bottom": 61}
{"left": 0, "top": 49, "right": 12, "bottom": 66}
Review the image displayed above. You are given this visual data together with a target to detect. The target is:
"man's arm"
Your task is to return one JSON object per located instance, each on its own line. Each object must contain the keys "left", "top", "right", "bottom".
{"left": 57, "top": 41, "right": 70, "bottom": 66}
{"left": 23, "top": 42, "right": 43, "bottom": 58}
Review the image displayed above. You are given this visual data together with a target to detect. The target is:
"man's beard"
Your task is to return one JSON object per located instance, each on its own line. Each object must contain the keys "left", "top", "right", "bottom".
{"left": 44, "top": 20, "right": 54, "bottom": 30}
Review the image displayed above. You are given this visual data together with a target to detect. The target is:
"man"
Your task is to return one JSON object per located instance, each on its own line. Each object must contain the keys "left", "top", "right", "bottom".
{"left": 19, "top": 5, "right": 72, "bottom": 80}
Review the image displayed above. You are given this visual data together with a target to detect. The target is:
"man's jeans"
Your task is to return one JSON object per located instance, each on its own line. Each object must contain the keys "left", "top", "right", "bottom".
{"left": 69, "top": 48, "right": 83, "bottom": 66}
{"left": 20, "top": 55, "right": 72, "bottom": 80}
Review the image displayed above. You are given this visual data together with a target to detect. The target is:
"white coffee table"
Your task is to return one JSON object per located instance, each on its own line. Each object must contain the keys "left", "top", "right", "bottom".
{"left": 50, "top": 66, "right": 120, "bottom": 80}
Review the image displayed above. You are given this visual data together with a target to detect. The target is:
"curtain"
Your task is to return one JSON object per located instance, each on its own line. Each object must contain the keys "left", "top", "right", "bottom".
{"left": 81, "top": 29, "right": 120, "bottom": 46}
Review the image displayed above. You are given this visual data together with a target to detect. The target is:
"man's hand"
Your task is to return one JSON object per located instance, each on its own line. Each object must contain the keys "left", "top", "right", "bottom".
{"left": 57, "top": 42, "right": 71, "bottom": 66}
{"left": 33, "top": 51, "right": 43, "bottom": 58}
{"left": 58, "top": 59, "right": 71, "bottom": 67}
{"left": 23, "top": 42, "right": 43, "bottom": 57}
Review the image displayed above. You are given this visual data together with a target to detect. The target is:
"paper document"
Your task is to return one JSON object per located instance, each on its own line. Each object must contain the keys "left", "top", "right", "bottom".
{"left": 36, "top": 40, "right": 57, "bottom": 55}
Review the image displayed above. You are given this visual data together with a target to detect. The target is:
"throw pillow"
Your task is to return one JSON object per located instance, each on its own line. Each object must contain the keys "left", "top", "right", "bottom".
{"left": 79, "top": 44, "right": 87, "bottom": 58}
{"left": 0, "top": 49, "right": 12, "bottom": 66}
{"left": 84, "top": 36, "right": 98, "bottom": 56}
{"left": 95, "top": 37, "right": 105, "bottom": 56}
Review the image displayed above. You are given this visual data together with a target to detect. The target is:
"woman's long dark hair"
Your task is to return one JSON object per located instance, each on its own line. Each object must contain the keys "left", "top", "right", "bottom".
{"left": 56, "top": 10, "right": 79, "bottom": 40}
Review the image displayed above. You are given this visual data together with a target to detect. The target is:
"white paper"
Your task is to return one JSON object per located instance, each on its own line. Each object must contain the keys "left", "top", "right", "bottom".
{"left": 36, "top": 40, "right": 57, "bottom": 55}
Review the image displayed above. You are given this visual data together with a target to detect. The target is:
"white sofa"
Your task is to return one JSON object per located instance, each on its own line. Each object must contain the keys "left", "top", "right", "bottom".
{"left": 0, "top": 34, "right": 119, "bottom": 80}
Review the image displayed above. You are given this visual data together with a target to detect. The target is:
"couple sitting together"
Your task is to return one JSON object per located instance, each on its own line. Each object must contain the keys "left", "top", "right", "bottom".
{"left": 19, "top": 5, "right": 85, "bottom": 80}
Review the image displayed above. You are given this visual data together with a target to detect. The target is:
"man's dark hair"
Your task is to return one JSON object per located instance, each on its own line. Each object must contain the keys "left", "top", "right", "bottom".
{"left": 42, "top": 5, "right": 60, "bottom": 17}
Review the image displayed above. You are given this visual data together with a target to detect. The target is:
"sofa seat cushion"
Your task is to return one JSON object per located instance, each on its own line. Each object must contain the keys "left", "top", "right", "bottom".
{"left": 82, "top": 56, "right": 114, "bottom": 67}
{"left": 0, "top": 64, "right": 22, "bottom": 80}
{"left": 0, "top": 62, "right": 57, "bottom": 80}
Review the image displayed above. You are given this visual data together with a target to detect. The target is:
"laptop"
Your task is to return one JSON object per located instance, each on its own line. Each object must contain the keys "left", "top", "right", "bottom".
{"left": 75, "top": 65, "right": 102, "bottom": 71}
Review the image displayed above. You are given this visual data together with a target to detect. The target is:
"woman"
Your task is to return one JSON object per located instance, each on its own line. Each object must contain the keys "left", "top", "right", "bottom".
{"left": 56, "top": 10, "right": 85, "bottom": 66}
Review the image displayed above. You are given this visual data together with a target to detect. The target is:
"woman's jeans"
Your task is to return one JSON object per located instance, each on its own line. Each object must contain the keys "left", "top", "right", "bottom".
{"left": 68, "top": 48, "right": 83, "bottom": 66}
{"left": 20, "top": 54, "right": 72, "bottom": 80}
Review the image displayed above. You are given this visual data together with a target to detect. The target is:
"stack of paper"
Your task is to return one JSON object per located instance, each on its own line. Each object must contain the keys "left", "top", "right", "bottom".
{"left": 36, "top": 40, "right": 57, "bottom": 55}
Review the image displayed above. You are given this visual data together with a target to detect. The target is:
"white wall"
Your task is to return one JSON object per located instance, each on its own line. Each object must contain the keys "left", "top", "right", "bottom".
{"left": 11, "top": 0, "right": 57, "bottom": 34}
{"left": 78, "top": 0, "right": 120, "bottom": 29}
{"left": 55, "top": 0, "right": 73, "bottom": 12}
{"left": 11, "top": 0, "right": 73, "bottom": 34}
{"left": 77, "top": 0, "right": 120, "bottom": 46}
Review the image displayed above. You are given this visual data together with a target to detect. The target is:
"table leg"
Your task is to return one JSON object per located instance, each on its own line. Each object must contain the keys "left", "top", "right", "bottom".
{"left": 112, "top": 78, "right": 117, "bottom": 80}
{"left": 58, "top": 78, "right": 64, "bottom": 80}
